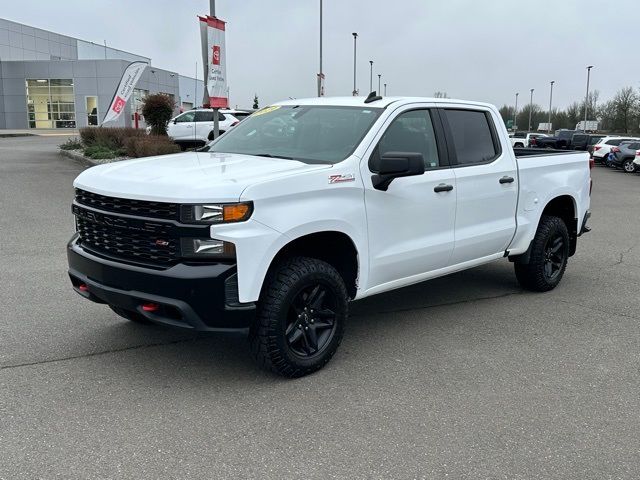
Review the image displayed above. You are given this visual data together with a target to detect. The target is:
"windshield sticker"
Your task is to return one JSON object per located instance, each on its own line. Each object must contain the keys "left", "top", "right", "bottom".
{"left": 252, "top": 105, "right": 281, "bottom": 117}
{"left": 329, "top": 174, "right": 356, "bottom": 184}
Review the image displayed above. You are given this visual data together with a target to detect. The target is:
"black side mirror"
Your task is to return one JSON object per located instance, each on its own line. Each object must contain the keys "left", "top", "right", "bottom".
{"left": 173, "top": 119, "right": 178, "bottom": 124}
{"left": 372, "top": 152, "right": 425, "bottom": 191}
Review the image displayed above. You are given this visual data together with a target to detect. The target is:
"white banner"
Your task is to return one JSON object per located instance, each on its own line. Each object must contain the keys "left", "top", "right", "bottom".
{"left": 102, "top": 61, "right": 147, "bottom": 125}
{"left": 199, "top": 15, "right": 228, "bottom": 108}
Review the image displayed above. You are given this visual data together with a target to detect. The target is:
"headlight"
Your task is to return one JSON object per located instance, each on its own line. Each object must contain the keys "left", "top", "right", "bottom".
{"left": 181, "top": 202, "right": 253, "bottom": 224}
{"left": 180, "top": 238, "right": 236, "bottom": 259}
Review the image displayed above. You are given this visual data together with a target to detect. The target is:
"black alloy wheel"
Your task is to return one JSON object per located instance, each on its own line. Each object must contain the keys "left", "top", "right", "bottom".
{"left": 285, "top": 284, "right": 338, "bottom": 358}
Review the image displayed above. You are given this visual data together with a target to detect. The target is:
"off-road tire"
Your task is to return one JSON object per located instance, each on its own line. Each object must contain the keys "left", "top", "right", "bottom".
{"left": 514, "top": 215, "right": 570, "bottom": 292}
{"left": 249, "top": 256, "right": 348, "bottom": 378}
{"left": 109, "top": 305, "right": 153, "bottom": 325}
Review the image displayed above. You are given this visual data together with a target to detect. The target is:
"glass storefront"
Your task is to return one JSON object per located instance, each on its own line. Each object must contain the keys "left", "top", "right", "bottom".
{"left": 26, "top": 79, "right": 76, "bottom": 129}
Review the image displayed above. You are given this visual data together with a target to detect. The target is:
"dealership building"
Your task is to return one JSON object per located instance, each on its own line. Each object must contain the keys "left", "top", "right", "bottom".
{"left": 0, "top": 17, "right": 204, "bottom": 129}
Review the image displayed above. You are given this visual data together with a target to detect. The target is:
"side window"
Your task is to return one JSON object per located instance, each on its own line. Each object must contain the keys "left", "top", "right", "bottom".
{"left": 194, "top": 111, "right": 215, "bottom": 122}
{"left": 607, "top": 139, "right": 622, "bottom": 146}
{"left": 376, "top": 110, "right": 440, "bottom": 169}
{"left": 219, "top": 112, "right": 227, "bottom": 121}
{"left": 175, "top": 111, "right": 195, "bottom": 123}
{"left": 444, "top": 109, "right": 499, "bottom": 165}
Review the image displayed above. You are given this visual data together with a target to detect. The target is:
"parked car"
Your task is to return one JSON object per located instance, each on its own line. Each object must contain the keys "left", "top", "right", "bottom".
{"left": 534, "top": 129, "right": 577, "bottom": 149}
{"left": 509, "top": 132, "right": 548, "bottom": 148}
{"left": 609, "top": 141, "right": 640, "bottom": 172}
{"left": 586, "top": 134, "right": 606, "bottom": 155}
{"left": 167, "top": 108, "right": 240, "bottom": 149}
{"left": 633, "top": 150, "right": 640, "bottom": 170}
{"left": 67, "top": 96, "right": 592, "bottom": 377}
{"left": 572, "top": 133, "right": 604, "bottom": 152}
{"left": 592, "top": 136, "right": 640, "bottom": 164}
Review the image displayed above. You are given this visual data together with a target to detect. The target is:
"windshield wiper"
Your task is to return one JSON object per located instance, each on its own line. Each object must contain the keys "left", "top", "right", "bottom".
{"left": 253, "top": 153, "right": 297, "bottom": 160}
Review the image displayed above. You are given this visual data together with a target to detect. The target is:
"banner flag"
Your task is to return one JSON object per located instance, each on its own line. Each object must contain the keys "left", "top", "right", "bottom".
{"left": 102, "top": 61, "right": 147, "bottom": 125}
{"left": 199, "top": 15, "right": 228, "bottom": 108}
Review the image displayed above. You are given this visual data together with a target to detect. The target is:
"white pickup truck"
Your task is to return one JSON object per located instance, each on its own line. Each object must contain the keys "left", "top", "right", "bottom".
{"left": 68, "top": 95, "right": 592, "bottom": 377}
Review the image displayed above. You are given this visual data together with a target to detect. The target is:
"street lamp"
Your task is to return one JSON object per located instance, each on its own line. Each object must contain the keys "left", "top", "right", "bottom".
{"left": 384, "top": 83, "right": 387, "bottom": 96}
{"left": 584, "top": 65, "right": 594, "bottom": 132}
{"left": 528, "top": 88, "right": 534, "bottom": 132}
{"left": 548, "top": 81, "right": 555, "bottom": 134}
{"left": 369, "top": 60, "right": 373, "bottom": 93}
{"left": 352, "top": 33, "right": 358, "bottom": 96}
{"left": 378, "top": 74, "right": 382, "bottom": 94}
{"left": 318, "top": 0, "right": 323, "bottom": 97}
{"left": 513, "top": 92, "right": 519, "bottom": 132}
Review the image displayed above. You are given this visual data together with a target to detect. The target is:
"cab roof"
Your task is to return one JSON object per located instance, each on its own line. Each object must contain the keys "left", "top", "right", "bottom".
{"left": 273, "top": 96, "right": 495, "bottom": 110}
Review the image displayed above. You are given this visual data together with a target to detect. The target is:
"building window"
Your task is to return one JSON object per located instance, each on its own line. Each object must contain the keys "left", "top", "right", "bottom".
{"left": 133, "top": 88, "right": 148, "bottom": 114}
{"left": 26, "top": 79, "right": 76, "bottom": 129}
{"left": 85, "top": 96, "right": 99, "bottom": 126}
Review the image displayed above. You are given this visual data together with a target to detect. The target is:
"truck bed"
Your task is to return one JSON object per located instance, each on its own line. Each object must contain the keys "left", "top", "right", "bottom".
{"left": 513, "top": 147, "right": 579, "bottom": 158}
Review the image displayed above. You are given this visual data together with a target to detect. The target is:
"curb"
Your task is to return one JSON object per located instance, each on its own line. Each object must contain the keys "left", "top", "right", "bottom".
{"left": 59, "top": 149, "right": 99, "bottom": 167}
{"left": 0, "top": 133, "right": 35, "bottom": 138}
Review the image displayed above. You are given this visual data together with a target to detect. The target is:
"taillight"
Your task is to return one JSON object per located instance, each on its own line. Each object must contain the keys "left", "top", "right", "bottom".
{"left": 589, "top": 158, "right": 595, "bottom": 169}
{"left": 231, "top": 121, "right": 240, "bottom": 126}
{"left": 530, "top": 138, "right": 537, "bottom": 146}
{"left": 611, "top": 147, "right": 620, "bottom": 153}
{"left": 636, "top": 150, "right": 640, "bottom": 156}
{"left": 593, "top": 145, "right": 601, "bottom": 151}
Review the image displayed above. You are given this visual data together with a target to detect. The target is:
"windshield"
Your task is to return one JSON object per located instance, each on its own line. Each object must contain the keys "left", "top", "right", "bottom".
{"left": 202, "top": 105, "right": 382, "bottom": 164}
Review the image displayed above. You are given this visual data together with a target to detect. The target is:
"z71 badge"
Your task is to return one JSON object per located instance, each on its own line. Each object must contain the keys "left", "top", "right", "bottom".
{"left": 328, "top": 174, "right": 356, "bottom": 184}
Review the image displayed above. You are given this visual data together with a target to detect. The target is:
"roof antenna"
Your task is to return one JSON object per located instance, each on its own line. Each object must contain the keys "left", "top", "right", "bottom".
{"left": 364, "top": 91, "right": 382, "bottom": 104}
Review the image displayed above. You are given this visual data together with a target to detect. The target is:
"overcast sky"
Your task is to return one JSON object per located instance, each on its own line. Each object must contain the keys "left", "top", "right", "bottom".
{"left": 3, "top": 0, "right": 638, "bottom": 109}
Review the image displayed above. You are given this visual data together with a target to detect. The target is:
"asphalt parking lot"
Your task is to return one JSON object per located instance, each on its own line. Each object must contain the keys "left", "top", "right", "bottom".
{"left": 1, "top": 135, "right": 639, "bottom": 479}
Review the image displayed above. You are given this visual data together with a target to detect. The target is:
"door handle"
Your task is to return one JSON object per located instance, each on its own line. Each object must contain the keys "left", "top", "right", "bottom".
{"left": 499, "top": 176, "right": 515, "bottom": 184}
{"left": 434, "top": 183, "right": 454, "bottom": 193}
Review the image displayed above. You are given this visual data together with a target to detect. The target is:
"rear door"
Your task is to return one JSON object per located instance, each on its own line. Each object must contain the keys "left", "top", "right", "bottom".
{"left": 362, "top": 106, "right": 457, "bottom": 289}
{"left": 439, "top": 107, "right": 518, "bottom": 265}
{"left": 194, "top": 110, "right": 216, "bottom": 142}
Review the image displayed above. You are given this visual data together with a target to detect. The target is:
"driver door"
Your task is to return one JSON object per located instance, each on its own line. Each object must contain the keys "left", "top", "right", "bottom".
{"left": 169, "top": 111, "right": 195, "bottom": 140}
{"left": 361, "top": 107, "right": 457, "bottom": 290}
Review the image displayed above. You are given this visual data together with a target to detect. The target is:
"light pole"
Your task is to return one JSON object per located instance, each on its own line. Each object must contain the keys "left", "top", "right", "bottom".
{"left": 528, "top": 88, "right": 534, "bottom": 132}
{"left": 548, "top": 81, "right": 555, "bottom": 134}
{"left": 209, "top": 0, "right": 219, "bottom": 139}
{"left": 378, "top": 74, "right": 381, "bottom": 94}
{"left": 384, "top": 83, "right": 387, "bottom": 96}
{"left": 369, "top": 61, "right": 373, "bottom": 93}
{"left": 318, "top": 0, "right": 323, "bottom": 96}
{"left": 352, "top": 33, "right": 358, "bottom": 96}
{"left": 584, "top": 65, "right": 594, "bottom": 132}
{"left": 513, "top": 92, "right": 519, "bottom": 131}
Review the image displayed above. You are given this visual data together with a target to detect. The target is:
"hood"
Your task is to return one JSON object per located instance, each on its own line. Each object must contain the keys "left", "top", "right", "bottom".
{"left": 73, "top": 151, "right": 331, "bottom": 203}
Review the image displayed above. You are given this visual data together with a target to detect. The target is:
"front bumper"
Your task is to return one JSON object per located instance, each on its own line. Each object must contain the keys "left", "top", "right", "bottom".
{"left": 67, "top": 236, "right": 255, "bottom": 332}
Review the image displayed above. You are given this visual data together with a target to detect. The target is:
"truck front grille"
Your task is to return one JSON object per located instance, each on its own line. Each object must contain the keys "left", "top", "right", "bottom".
{"left": 75, "top": 188, "right": 179, "bottom": 221}
{"left": 75, "top": 214, "right": 179, "bottom": 266}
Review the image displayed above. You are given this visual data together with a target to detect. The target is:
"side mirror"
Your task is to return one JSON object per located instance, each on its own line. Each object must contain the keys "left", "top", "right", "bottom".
{"left": 372, "top": 152, "right": 425, "bottom": 191}
{"left": 173, "top": 119, "right": 178, "bottom": 124}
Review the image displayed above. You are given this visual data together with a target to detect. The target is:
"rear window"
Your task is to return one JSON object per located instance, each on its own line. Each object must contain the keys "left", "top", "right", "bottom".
{"left": 444, "top": 109, "right": 499, "bottom": 165}
{"left": 607, "top": 139, "right": 624, "bottom": 146}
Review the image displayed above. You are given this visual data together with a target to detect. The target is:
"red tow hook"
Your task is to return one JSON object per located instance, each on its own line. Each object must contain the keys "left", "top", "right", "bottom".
{"left": 142, "top": 303, "right": 160, "bottom": 312}
{"left": 78, "top": 284, "right": 89, "bottom": 292}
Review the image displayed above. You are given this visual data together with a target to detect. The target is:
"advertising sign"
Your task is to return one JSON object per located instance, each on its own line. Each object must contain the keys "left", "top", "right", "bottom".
{"left": 199, "top": 15, "right": 228, "bottom": 108}
{"left": 102, "top": 61, "right": 147, "bottom": 125}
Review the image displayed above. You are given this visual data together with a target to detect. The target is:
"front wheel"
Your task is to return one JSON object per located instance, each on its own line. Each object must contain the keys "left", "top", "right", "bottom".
{"left": 514, "top": 215, "right": 570, "bottom": 292}
{"left": 249, "top": 257, "right": 348, "bottom": 378}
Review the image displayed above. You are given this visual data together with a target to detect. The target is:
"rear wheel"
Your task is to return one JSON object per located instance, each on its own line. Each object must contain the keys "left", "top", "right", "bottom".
{"left": 109, "top": 305, "right": 153, "bottom": 325}
{"left": 623, "top": 159, "right": 636, "bottom": 173}
{"left": 249, "top": 257, "right": 348, "bottom": 378}
{"left": 514, "top": 215, "right": 570, "bottom": 292}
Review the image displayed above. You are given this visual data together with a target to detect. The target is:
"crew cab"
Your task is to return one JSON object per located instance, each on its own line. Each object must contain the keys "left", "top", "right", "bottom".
{"left": 534, "top": 129, "right": 577, "bottom": 149}
{"left": 67, "top": 95, "right": 592, "bottom": 377}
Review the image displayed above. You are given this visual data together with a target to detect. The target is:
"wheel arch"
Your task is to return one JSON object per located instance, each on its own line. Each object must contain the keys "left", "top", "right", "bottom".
{"left": 264, "top": 231, "right": 360, "bottom": 299}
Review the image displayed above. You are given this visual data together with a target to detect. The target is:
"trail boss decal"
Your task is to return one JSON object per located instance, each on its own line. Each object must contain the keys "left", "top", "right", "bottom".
{"left": 329, "top": 174, "right": 355, "bottom": 184}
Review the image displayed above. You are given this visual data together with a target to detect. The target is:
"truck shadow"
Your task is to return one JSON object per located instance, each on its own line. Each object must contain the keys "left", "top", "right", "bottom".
{"left": 102, "top": 260, "right": 521, "bottom": 386}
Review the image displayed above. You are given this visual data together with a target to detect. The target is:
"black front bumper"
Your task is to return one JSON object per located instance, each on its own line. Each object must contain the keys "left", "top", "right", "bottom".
{"left": 67, "top": 236, "right": 255, "bottom": 332}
